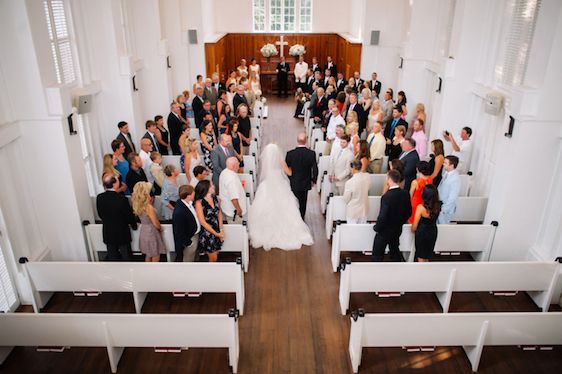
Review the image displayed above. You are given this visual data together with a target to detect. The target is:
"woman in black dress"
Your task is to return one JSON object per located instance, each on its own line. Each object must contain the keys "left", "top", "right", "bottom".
{"left": 194, "top": 180, "right": 223, "bottom": 262}
{"left": 386, "top": 124, "right": 406, "bottom": 162}
{"left": 428, "top": 139, "right": 445, "bottom": 186}
{"left": 154, "top": 115, "right": 170, "bottom": 155}
{"left": 411, "top": 184, "right": 442, "bottom": 262}
{"left": 226, "top": 118, "right": 244, "bottom": 172}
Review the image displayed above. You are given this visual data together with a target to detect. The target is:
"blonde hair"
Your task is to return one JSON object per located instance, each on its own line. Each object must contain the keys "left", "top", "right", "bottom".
{"left": 131, "top": 182, "right": 152, "bottom": 216}
{"left": 346, "top": 110, "right": 358, "bottom": 124}
{"left": 361, "top": 87, "right": 372, "bottom": 98}
{"left": 102, "top": 154, "right": 119, "bottom": 178}
{"left": 347, "top": 122, "right": 359, "bottom": 135}
{"left": 416, "top": 103, "right": 425, "bottom": 112}
{"left": 183, "top": 137, "right": 198, "bottom": 154}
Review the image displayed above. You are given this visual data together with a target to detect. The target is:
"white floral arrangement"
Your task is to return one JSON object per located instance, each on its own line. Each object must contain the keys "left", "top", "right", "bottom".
{"left": 260, "top": 44, "right": 278, "bottom": 58}
{"left": 261, "top": 97, "right": 267, "bottom": 104}
{"left": 289, "top": 44, "right": 306, "bottom": 56}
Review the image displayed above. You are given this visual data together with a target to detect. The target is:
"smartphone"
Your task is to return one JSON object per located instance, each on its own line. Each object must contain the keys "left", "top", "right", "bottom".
{"left": 444, "top": 130, "right": 450, "bottom": 136}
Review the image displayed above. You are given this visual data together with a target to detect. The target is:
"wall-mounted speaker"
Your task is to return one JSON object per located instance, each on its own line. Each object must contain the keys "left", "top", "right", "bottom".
{"left": 188, "top": 29, "right": 198, "bottom": 44}
{"left": 370, "top": 30, "right": 380, "bottom": 46}
{"left": 77, "top": 94, "right": 92, "bottom": 114}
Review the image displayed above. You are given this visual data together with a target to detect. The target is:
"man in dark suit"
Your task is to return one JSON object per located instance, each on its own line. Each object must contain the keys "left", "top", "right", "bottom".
{"left": 336, "top": 73, "right": 347, "bottom": 93}
{"left": 372, "top": 170, "right": 412, "bottom": 262}
{"left": 286, "top": 133, "right": 318, "bottom": 219}
{"left": 311, "top": 87, "right": 328, "bottom": 123}
{"left": 96, "top": 174, "right": 137, "bottom": 261}
{"left": 125, "top": 153, "right": 148, "bottom": 194}
{"left": 324, "top": 56, "right": 337, "bottom": 77}
{"left": 310, "top": 57, "right": 321, "bottom": 73}
{"left": 384, "top": 107, "right": 408, "bottom": 140}
{"left": 305, "top": 69, "right": 315, "bottom": 94}
{"left": 116, "top": 121, "right": 135, "bottom": 158}
{"left": 353, "top": 71, "right": 364, "bottom": 91}
{"left": 172, "top": 185, "right": 200, "bottom": 262}
{"left": 142, "top": 120, "right": 161, "bottom": 154}
{"left": 368, "top": 72, "right": 382, "bottom": 97}
{"left": 167, "top": 102, "right": 184, "bottom": 155}
{"left": 398, "top": 137, "right": 420, "bottom": 191}
{"left": 276, "top": 55, "right": 289, "bottom": 97}
{"left": 211, "top": 73, "right": 226, "bottom": 92}
{"left": 346, "top": 92, "right": 367, "bottom": 135}
{"left": 233, "top": 84, "right": 249, "bottom": 113}
{"left": 192, "top": 86, "right": 205, "bottom": 126}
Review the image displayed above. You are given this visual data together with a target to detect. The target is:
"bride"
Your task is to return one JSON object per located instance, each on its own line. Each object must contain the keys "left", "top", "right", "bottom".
{"left": 248, "top": 143, "right": 314, "bottom": 250}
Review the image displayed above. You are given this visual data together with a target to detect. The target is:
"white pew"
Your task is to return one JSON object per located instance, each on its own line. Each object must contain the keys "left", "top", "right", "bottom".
{"left": 338, "top": 261, "right": 561, "bottom": 315}
{"left": 243, "top": 155, "right": 257, "bottom": 181}
{"left": 310, "top": 128, "right": 323, "bottom": 149}
{"left": 320, "top": 177, "right": 333, "bottom": 213}
{"left": 367, "top": 174, "right": 386, "bottom": 196}
{"left": 162, "top": 155, "right": 182, "bottom": 171}
{"left": 348, "top": 311, "right": 562, "bottom": 373}
{"left": 84, "top": 223, "right": 250, "bottom": 272}
{"left": 330, "top": 223, "right": 498, "bottom": 271}
{"left": 21, "top": 260, "right": 245, "bottom": 315}
{"left": 381, "top": 155, "right": 389, "bottom": 174}
{"left": 0, "top": 312, "right": 240, "bottom": 373}
{"left": 325, "top": 196, "right": 489, "bottom": 239}
{"left": 314, "top": 141, "right": 327, "bottom": 162}
{"left": 238, "top": 173, "right": 255, "bottom": 201}
{"left": 316, "top": 155, "right": 330, "bottom": 193}
{"left": 249, "top": 141, "right": 258, "bottom": 158}
{"left": 303, "top": 101, "right": 310, "bottom": 124}
{"left": 459, "top": 174, "right": 471, "bottom": 196}
{"left": 306, "top": 119, "right": 315, "bottom": 146}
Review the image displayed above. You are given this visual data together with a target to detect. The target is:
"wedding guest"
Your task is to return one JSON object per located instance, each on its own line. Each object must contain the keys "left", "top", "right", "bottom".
{"left": 359, "top": 87, "right": 373, "bottom": 114}
{"left": 386, "top": 125, "right": 407, "bottom": 162}
{"left": 168, "top": 102, "right": 184, "bottom": 155}
{"left": 173, "top": 184, "right": 200, "bottom": 262}
{"left": 367, "top": 72, "right": 382, "bottom": 97}
{"left": 437, "top": 155, "right": 461, "bottom": 224}
{"left": 294, "top": 87, "right": 306, "bottom": 118}
{"left": 102, "top": 153, "right": 127, "bottom": 194}
{"left": 217, "top": 103, "right": 232, "bottom": 135}
{"left": 132, "top": 182, "right": 165, "bottom": 262}
{"left": 216, "top": 90, "right": 228, "bottom": 121}
{"left": 183, "top": 90, "right": 194, "bottom": 119}
{"left": 143, "top": 120, "right": 161, "bottom": 154}
{"left": 96, "top": 173, "right": 137, "bottom": 261}
{"left": 325, "top": 56, "right": 337, "bottom": 76}
{"left": 198, "top": 100, "right": 217, "bottom": 133}
{"left": 149, "top": 152, "right": 164, "bottom": 195}
{"left": 226, "top": 70, "right": 238, "bottom": 89}
{"left": 367, "top": 100, "right": 384, "bottom": 129}
{"left": 343, "top": 160, "right": 371, "bottom": 224}
{"left": 381, "top": 89, "right": 395, "bottom": 128}
{"left": 212, "top": 72, "right": 225, "bottom": 92}
{"left": 236, "top": 104, "right": 252, "bottom": 154}
{"left": 329, "top": 134, "right": 355, "bottom": 195}
{"left": 347, "top": 77, "right": 356, "bottom": 93}
{"left": 192, "top": 74, "right": 204, "bottom": 93}
{"left": 336, "top": 72, "right": 347, "bottom": 93}
{"left": 353, "top": 71, "right": 364, "bottom": 91}
{"left": 382, "top": 159, "right": 405, "bottom": 194}
{"left": 249, "top": 58, "right": 260, "bottom": 83}
{"left": 443, "top": 126, "right": 473, "bottom": 174}
{"left": 408, "top": 161, "right": 433, "bottom": 223}
{"left": 226, "top": 82, "right": 236, "bottom": 109}
{"left": 195, "top": 180, "right": 223, "bottom": 262}
{"left": 346, "top": 111, "right": 358, "bottom": 131}
{"left": 191, "top": 165, "right": 209, "bottom": 187}
{"left": 154, "top": 115, "right": 170, "bottom": 155}
{"left": 385, "top": 107, "right": 408, "bottom": 140}
{"left": 211, "top": 134, "right": 237, "bottom": 193}
{"left": 200, "top": 120, "right": 217, "bottom": 172}
{"left": 125, "top": 152, "right": 148, "bottom": 195}
{"left": 219, "top": 157, "right": 247, "bottom": 224}
{"left": 399, "top": 137, "right": 420, "bottom": 191}
{"left": 336, "top": 91, "right": 346, "bottom": 113}
{"left": 429, "top": 139, "right": 445, "bottom": 186}
{"left": 366, "top": 121, "right": 385, "bottom": 173}
{"left": 116, "top": 121, "right": 135, "bottom": 157}
{"left": 411, "top": 118, "right": 429, "bottom": 160}
{"left": 161, "top": 164, "right": 180, "bottom": 220}
{"left": 355, "top": 140, "right": 370, "bottom": 173}
{"left": 311, "top": 87, "right": 328, "bottom": 123}
{"left": 176, "top": 94, "right": 190, "bottom": 126}
{"left": 192, "top": 86, "right": 205, "bottom": 126}
{"left": 395, "top": 90, "right": 408, "bottom": 117}
{"left": 203, "top": 78, "right": 218, "bottom": 106}
{"left": 326, "top": 84, "right": 337, "bottom": 101}
{"left": 372, "top": 169, "right": 412, "bottom": 262}
{"left": 311, "top": 56, "right": 320, "bottom": 73}
{"left": 330, "top": 124, "right": 353, "bottom": 157}
{"left": 413, "top": 103, "right": 427, "bottom": 124}
{"left": 276, "top": 55, "right": 289, "bottom": 97}
{"left": 323, "top": 69, "right": 332, "bottom": 87}
{"left": 180, "top": 137, "right": 202, "bottom": 184}
{"left": 411, "top": 184, "right": 441, "bottom": 262}
{"left": 325, "top": 106, "right": 345, "bottom": 155}
{"left": 237, "top": 58, "right": 248, "bottom": 78}
{"left": 233, "top": 84, "right": 249, "bottom": 113}
{"left": 111, "top": 139, "right": 130, "bottom": 194}
{"left": 346, "top": 92, "right": 367, "bottom": 136}
{"left": 294, "top": 55, "right": 309, "bottom": 92}
{"left": 226, "top": 119, "right": 244, "bottom": 172}
{"left": 139, "top": 138, "right": 154, "bottom": 182}
{"left": 347, "top": 121, "right": 360, "bottom": 151}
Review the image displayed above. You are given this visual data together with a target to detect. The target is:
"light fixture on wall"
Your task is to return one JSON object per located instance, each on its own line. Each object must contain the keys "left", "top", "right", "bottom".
{"left": 436, "top": 77, "right": 442, "bottom": 93}
{"left": 167, "top": 56, "right": 172, "bottom": 69}
{"left": 132, "top": 75, "right": 139, "bottom": 92}
{"left": 504, "top": 115, "right": 515, "bottom": 138}
{"left": 398, "top": 57, "right": 404, "bottom": 69}
{"left": 67, "top": 113, "right": 77, "bottom": 136}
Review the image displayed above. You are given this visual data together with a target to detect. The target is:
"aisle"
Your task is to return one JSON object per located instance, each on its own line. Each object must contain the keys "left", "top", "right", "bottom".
{"left": 238, "top": 97, "right": 352, "bottom": 373}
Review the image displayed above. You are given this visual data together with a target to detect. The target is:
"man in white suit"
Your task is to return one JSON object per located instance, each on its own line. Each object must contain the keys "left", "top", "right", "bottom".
{"left": 343, "top": 160, "right": 371, "bottom": 224}
{"left": 329, "top": 134, "right": 355, "bottom": 195}
{"left": 294, "top": 55, "right": 308, "bottom": 92}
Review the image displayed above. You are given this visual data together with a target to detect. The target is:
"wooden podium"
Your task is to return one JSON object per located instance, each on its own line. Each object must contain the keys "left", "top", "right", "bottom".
{"left": 259, "top": 56, "right": 296, "bottom": 95}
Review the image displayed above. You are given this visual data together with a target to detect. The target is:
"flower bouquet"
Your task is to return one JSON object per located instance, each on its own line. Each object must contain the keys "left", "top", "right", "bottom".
{"left": 260, "top": 44, "right": 278, "bottom": 58}
{"left": 289, "top": 44, "right": 306, "bottom": 56}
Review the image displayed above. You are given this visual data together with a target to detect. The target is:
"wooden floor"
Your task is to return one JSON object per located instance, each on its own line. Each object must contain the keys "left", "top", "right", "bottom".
{"left": 3, "top": 97, "right": 562, "bottom": 373}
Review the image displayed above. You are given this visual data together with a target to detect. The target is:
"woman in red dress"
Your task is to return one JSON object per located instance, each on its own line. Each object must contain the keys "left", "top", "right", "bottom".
{"left": 408, "top": 161, "right": 433, "bottom": 223}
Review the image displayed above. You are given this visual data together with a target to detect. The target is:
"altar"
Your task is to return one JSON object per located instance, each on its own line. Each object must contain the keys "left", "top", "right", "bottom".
{"left": 259, "top": 56, "right": 296, "bottom": 95}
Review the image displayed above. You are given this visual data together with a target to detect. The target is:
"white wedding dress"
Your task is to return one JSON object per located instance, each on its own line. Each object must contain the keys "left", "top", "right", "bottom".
{"left": 248, "top": 144, "right": 314, "bottom": 250}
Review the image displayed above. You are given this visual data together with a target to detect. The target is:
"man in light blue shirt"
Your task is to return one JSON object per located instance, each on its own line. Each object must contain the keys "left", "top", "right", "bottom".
{"left": 438, "top": 155, "right": 461, "bottom": 224}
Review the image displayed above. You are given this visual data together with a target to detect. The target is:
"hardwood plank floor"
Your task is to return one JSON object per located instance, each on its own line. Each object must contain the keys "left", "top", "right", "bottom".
{"left": 3, "top": 97, "right": 561, "bottom": 373}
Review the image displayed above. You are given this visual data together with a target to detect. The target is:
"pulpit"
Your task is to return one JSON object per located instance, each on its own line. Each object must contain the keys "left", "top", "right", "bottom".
{"left": 259, "top": 56, "right": 296, "bottom": 95}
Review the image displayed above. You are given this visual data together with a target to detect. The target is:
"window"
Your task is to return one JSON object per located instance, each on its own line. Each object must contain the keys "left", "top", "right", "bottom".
{"left": 498, "top": 0, "right": 541, "bottom": 86}
{"left": 44, "top": 0, "right": 76, "bottom": 84}
{"left": 0, "top": 224, "right": 18, "bottom": 312}
{"left": 253, "top": 0, "right": 312, "bottom": 33}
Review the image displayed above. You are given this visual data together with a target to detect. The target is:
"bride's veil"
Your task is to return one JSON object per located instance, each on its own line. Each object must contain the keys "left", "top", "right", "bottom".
{"left": 259, "top": 143, "right": 286, "bottom": 183}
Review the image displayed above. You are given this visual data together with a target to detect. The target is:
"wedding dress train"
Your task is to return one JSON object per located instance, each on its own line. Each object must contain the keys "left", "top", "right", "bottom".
{"left": 248, "top": 143, "right": 314, "bottom": 250}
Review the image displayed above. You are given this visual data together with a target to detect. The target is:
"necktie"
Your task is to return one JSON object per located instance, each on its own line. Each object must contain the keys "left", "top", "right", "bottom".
{"left": 369, "top": 134, "right": 375, "bottom": 146}
{"left": 224, "top": 146, "right": 229, "bottom": 156}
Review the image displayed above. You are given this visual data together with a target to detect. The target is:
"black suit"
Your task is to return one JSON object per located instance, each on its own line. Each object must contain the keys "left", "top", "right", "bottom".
{"left": 372, "top": 187, "right": 412, "bottom": 262}
{"left": 125, "top": 168, "right": 148, "bottom": 195}
{"left": 117, "top": 132, "right": 135, "bottom": 158}
{"left": 277, "top": 62, "right": 290, "bottom": 97}
{"left": 172, "top": 200, "right": 199, "bottom": 262}
{"left": 324, "top": 62, "right": 337, "bottom": 77}
{"left": 336, "top": 79, "right": 347, "bottom": 93}
{"left": 399, "top": 150, "right": 420, "bottom": 192}
{"left": 213, "top": 82, "right": 226, "bottom": 92}
{"left": 143, "top": 131, "right": 160, "bottom": 154}
{"left": 311, "top": 63, "right": 321, "bottom": 73}
{"left": 286, "top": 146, "right": 318, "bottom": 219}
{"left": 192, "top": 96, "right": 204, "bottom": 127}
{"left": 384, "top": 118, "right": 408, "bottom": 140}
{"left": 233, "top": 93, "right": 249, "bottom": 114}
{"left": 305, "top": 76, "right": 315, "bottom": 94}
{"left": 96, "top": 190, "right": 137, "bottom": 261}
{"left": 347, "top": 103, "right": 367, "bottom": 135}
{"left": 167, "top": 112, "right": 183, "bottom": 155}
{"left": 354, "top": 79, "right": 364, "bottom": 91}
{"left": 311, "top": 96, "right": 328, "bottom": 120}
{"left": 368, "top": 80, "right": 382, "bottom": 97}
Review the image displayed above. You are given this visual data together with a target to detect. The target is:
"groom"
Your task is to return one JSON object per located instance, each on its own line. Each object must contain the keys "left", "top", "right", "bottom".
{"left": 286, "top": 133, "right": 318, "bottom": 219}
